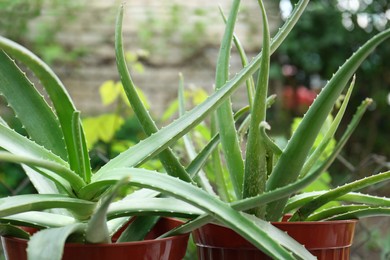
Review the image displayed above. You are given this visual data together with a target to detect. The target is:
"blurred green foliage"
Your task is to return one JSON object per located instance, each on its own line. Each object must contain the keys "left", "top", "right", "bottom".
{"left": 0, "top": 0, "right": 86, "bottom": 64}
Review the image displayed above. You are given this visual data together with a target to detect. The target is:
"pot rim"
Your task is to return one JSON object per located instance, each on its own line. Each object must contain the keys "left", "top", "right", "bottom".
{"left": 1, "top": 232, "right": 189, "bottom": 248}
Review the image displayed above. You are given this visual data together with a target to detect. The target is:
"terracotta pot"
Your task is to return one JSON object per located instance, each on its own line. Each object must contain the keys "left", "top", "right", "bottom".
{"left": 1, "top": 217, "right": 189, "bottom": 260}
{"left": 193, "top": 218, "right": 357, "bottom": 260}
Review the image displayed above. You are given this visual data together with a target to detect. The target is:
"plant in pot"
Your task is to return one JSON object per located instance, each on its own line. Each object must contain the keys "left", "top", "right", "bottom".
{"left": 148, "top": 0, "right": 390, "bottom": 259}
{"left": 1, "top": 1, "right": 390, "bottom": 260}
{"left": 0, "top": 2, "right": 323, "bottom": 260}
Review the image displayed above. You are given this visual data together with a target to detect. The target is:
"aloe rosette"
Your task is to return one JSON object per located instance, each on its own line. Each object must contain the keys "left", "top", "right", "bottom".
{"left": 0, "top": 1, "right": 390, "bottom": 259}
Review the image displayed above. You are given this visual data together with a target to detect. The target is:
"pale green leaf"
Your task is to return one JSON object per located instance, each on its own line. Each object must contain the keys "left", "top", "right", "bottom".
{"left": 27, "top": 223, "right": 86, "bottom": 260}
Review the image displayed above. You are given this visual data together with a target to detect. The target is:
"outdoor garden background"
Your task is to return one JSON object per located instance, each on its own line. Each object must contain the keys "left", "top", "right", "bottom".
{"left": 0, "top": 0, "right": 389, "bottom": 259}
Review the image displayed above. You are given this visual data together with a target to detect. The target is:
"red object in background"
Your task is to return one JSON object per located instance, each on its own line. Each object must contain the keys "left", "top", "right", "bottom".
{"left": 283, "top": 85, "right": 317, "bottom": 112}
{"left": 296, "top": 86, "right": 317, "bottom": 107}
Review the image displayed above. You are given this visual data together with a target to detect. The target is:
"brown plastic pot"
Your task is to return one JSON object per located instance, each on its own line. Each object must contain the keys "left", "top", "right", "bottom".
{"left": 1, "top": 217, "right": 189, "bottom": 260}
{"left": 193, "top": 217, "right": 357, "bottom": 260}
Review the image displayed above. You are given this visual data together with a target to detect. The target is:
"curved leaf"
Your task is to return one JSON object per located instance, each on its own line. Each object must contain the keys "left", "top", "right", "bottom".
{"left": 0, "top": 36, "right": 91, "bottom": 183}
{"left": 94, "top": 0, "right": 310, "bottom": 180}
{"left": 266, "top": 28, "right": 390, "bottom": 220}
{"left": 0, "top": 152, "right": 84, "bottom": 192}
{"left": 0, "top": 194, "right": 95, "bottom": 220}
{"left": 83, "top": 168, "right": 305, "bottom": 259}
{"left": 85, "top": 177, "right": 130, "bottom": 243}
{"left": 0, "top": 223, "right": 30, "bottom": 239}
{"left": 291, "top": 170, "right": 390, "bottom": 221}
{"left": 214, "top": 0, "right": 244, "bottom": 199}
{"left": 0, "top": 120, "right": 69, "bottom": 194}
{"left": 243, "top": 0, "right": 271, "bottom": 218}
{"left": 115, "top": 5, "right": 192, "bottom": 183}
{"left": 117, "top": 216, "right": 159, "bottom": 242}
{"left": 108, "top": 198, "right": 204, "bottom": 219}
{"left": 0, "top": 51, "right": 67, "bottom": 160}
{"left": 325, "top": 207, "right": 390, "bottom": 220}
{"left": 1, "top": 212, "right": 76, "bottom": 229}
{"left": 27, "top": 223, "right": 86, "bottom": 260}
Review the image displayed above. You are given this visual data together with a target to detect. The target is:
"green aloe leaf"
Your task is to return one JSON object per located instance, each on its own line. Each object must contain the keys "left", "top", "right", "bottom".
{"left": 1, "top": 212, "right": 76, "bottom": 229}
{"left": 243, "top": 0, "right": 271, "bottom": 218}
{"left": 325, "top": 207, "right": 390, "bottom": 220}
{"left": 0, "top": 124, "right": 68, "bottom": 166}
{"left": 115, "top": 5, "right": 192, "bottom": 183}
{"left": 94, "top": 0, "right": 310, "bottom": 188}
{"left": 299, "top": 76, "right": 356, "bottom": 178}
{"left": 243, "top": 213, "right": 315, "bottom": 259}
{"left": 117, "top": 216, "right": 159, "bottom": 242}
{"left": 108, "top": 198, "right": 204, "bottom": 219}
{"left": 219, "top": 6, "right": 255, "bottom": 107}
{"left": 0, "top": 152, "right": 85, "bottom": 193}
{"left": 0, "top": 37, "right": 91, "bottom": 182}
{"left": 27, "top": 223, "right": 86, "bottom": 260}
{"left": 0, "top": 223, "right": 30, "bottom": 239}
{"left": 214, "top": 0, "right": 244, "bottom": 199}
{"left": 287, "top": 192, "right": 390, "bottom": 214}
{"left": 71, "top": 111, "right": 92, "bottom": 183}
{"left": 0, "top": 194, "right": 95, "bottom": 220}
{"left": 266, "top": 28, "right": 390, "bottom": 221}
{"left": 0, "top": 50, "right": 67, "bottom": 160}
{"left": 83, "top": 168, "right": 308, "bottom": 259}
{"left": 85, "top": 177, "right": 130, "bottom": 243}
{"left": 291, "top": 170, "right": 390, "bottom": 221}
{"left": 0, "top": 123, "right": 70, "bottom": 194}
{"left": 306, "top": 205, "right": 378, "bottom": 221}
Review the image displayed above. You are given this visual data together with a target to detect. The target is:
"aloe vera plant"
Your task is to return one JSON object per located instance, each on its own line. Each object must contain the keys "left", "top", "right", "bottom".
{"left": 1, "top": 1, "right": 390, "bottom": 259}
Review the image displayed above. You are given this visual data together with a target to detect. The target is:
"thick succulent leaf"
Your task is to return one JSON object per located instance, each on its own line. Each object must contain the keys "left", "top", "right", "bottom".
{"left": 287, "top": 191, "right": 390, "bottom": 213}
{"left": 266, "top": 28, "right": 390, "bottom": 220}
{"left": 163, "top": 151, "right": 356, "bottom": 237}
{"left": 84, "top": 168, "right": 303, "bottom": 259}
{"left": 0, "top": 152, "right": 85, "bottom": 193}
{"left": 0, "top": 194, "right": 95, "bottom": 220}
{"left": 115, "top": 5, "right": 192, "bottom": 183}
{"left": 283, "top": 98, "right": 372, "bottom": 214}
{"left": 0, "top": 50, "right": 67, "bottom": 160}
{"left": 27, "top": 223, "right": 86, "bottom": 260}
{"left": 299, "top": 76, "right": 355, "bottom": 178}
{"left": 1, "top": 212, "right": 76, "bottom": 229}
{"left": 244, "top": 213, "right": 315, "bottom": 259}
{"left": 0, "top": 123, "right": 69, "bottom": 194}
{"left": 94, "top": 0, "right": 310, "bottom": 180}
{"left": 214, "top": 0, "right": 245, "bottom": 199}
{"left": 306, "top": 205, "right": 376, "bottom": 221}
{"left": 0, "top": 223, "right": 30, "bottom": 239}
{"left": 71, "top": 111, "right": 92, "bottom": 183}
{"left": 0, "top": 117, "right": 68, "bottom": 167}
{"left": 85, "top": 177, "right": 130, "bottom": 243}
{"left": 117, "top": 216, "right": 160, "bottom": 242}
{"left": 219, "top": 6, "right": 255, "bottom": 107}
{"left": 291, "top": 170, "right": 390, "bottom": 221}
{"left": 243, "top": 0, "right": 271, "bottom": 218}
{"left": 107, "top": 217, "right": 131, "bottom": 237}
{"left": 0, "top": 36, "right": 91, "bottom": 182}
{"left": 108, "top": 197, "right": 204, "bottom": 219}
{"left": 325, "top": 207, "right": 390, "bottom": 220}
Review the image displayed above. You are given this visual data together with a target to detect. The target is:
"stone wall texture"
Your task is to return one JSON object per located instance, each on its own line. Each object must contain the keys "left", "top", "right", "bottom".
{"left": 24, "top": 0, "right": 281, "bottom": 117}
